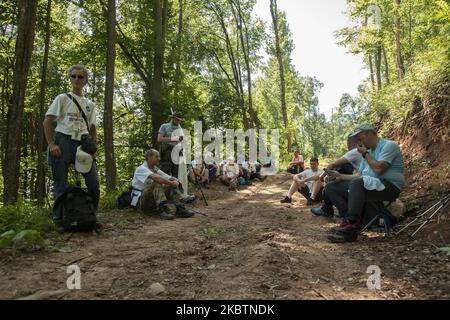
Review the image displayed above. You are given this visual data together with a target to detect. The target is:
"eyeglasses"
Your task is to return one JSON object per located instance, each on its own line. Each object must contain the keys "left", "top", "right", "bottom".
{"left": 70, "top": 74, "right": 84, "bottom": 79}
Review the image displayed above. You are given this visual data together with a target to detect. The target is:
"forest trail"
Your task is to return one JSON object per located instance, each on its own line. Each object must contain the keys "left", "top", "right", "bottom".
{"left": 0, "top": 173, "right": 448, "bottom": 300}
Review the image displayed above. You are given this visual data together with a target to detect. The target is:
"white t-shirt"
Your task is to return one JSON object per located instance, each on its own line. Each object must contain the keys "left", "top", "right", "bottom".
{"left": 45, "top": 92, "right": 97, "bottom": 141}
{"left": 204, "top": 152, "right": 217, "bottom": 165}
{"left": 299, "top": 168, "right": 324, "bottom": 191}
{"left": 343, "top": 148, "right": 363, "bottom": 171}
{"left": 241, "top": 161, "right": 257, "bottom": 172}
{"left": 132, "top": 161, "right": 172, "bottom": 191}
{"left": 223, "top": 164, "right": 239, "bottom": 178}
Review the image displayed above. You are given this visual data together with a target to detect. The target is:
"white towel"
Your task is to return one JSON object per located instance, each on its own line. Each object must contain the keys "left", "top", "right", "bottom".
{"left": 363, "top": 176, "right": 386, "bottom": 191}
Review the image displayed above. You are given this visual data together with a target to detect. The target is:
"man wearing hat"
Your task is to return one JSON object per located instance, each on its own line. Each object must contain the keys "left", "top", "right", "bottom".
{"left": 322, "top": 123, "right": 405, "bottom": 242}
{"left": 43, "top": 64, "right": 100, "bottom": 229}
{"left": 157, "top": 111, "right": 184, "bottom": 177}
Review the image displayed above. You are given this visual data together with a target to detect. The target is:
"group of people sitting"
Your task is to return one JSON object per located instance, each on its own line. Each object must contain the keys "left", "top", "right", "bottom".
{"left": 280, "top": 123, "right": 405, "bottom": 243}
{"left": 187, "top": 152, "right": 267, "bottom": 191}
{"left": 130, "top": 149, "right": 269, "bottom": 220}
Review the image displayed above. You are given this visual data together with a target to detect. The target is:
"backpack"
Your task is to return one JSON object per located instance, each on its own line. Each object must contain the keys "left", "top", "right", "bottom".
{"left": 117, "top": 187, "right": 133, "bottom": 208}
{"left": 55, "top": 186, "right": 98, "bottom": 232}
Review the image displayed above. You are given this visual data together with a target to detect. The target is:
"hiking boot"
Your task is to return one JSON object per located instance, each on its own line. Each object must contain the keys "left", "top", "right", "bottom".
{"left": 53, "top": 220, "right": 65, "bottom": 233}
{"left": 93, "top": 222, "right": 103, "bottom": 235}
{"left": 335, "top": 218, "right": 362, "bottom": 232}
{"left": 159, "top": 210, "right": 175, "bottom": 220}
{"left": 327, "top": 230, "right": 358, "bottom": 243}
{"left": 158, "top": 204, "right": 175, "bottom": 220}
{"left": 327, "top": 231, "right": 358, "bottom": 243}
{"left": 311, "top": 207, "right": 334, "bottom": 218}
{"left": 280, "top": 196, "right": 292, "bottom": 203}
{"left": 54, "top": 224, "right": 65, "bottom": 234}
{"left": 180, "top": 194, "right": 196, "bottom": 203}
{"left": 175, "top": 206, "right": 195, "bottom": 218}
{"left": 306, "top": 198, "right": 318, "bottom": 206}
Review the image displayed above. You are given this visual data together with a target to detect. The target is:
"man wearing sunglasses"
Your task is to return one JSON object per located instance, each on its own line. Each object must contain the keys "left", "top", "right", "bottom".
{"left": 43, "top": 64, "right": 100, "bottom": 230}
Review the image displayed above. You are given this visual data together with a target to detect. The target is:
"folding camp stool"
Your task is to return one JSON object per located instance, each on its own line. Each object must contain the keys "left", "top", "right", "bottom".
{"left": 361, "top": 201, "right": 395, "bottom": 236}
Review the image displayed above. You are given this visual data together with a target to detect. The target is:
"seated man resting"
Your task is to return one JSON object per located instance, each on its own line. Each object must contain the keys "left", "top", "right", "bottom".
{"left": 220, "top": 157, "right": 240, "bottom": 191}
{"left": 204, "top": 151, "right": 219, "bottom": 182}
{"left": 312, "top": 135, "right": 363, "bottom": 217}
{"left": 323, "top": 124, "right": 405, "bottom": 242}
{"left": 189, "top": 159, "right": 209, "bottom": 188}
{"left": 241, "top": 158, "right": 266, "bottom": 182}
{"left": 132, "top": 149, "right": 195, "bottom": 220}
{"left": 287, "top": 150, "right": 305, "bottom": 174}
{"left": 280, "top": 157, "right": 324, "bottom": 205}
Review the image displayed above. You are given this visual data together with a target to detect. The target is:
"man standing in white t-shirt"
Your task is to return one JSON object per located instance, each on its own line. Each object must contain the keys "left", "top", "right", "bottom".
{"left": 280, "top": 157, "right": 324, "bottom": 205}
{"left": 43, "top": 65, "right": 99, "bottom": 228}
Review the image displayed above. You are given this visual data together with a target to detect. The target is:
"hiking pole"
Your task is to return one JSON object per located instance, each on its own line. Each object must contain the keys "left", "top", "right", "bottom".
{"left": 396, "top": 193, "right": 450, "bottom": 235}
{"left": 189, "top": 208, "right": 208, "bottom": 216}
{"left": 409, "top": 193, "right": 450, "bottom": 239}
{"left": 193, "top": 170, "right": 208, "bottom": 206}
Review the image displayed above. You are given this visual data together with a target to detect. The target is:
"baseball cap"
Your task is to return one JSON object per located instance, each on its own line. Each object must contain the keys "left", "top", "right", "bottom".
{"left": 348, "top": 123, "right": 376, "bottom": 138}
{"left": 75, "top": 146, "right": 93, "bottom": 173}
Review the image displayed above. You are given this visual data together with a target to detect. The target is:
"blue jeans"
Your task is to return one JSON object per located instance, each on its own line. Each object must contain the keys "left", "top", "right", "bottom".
{"left": 48, "top": 132, "right": 100, "bottom": 221}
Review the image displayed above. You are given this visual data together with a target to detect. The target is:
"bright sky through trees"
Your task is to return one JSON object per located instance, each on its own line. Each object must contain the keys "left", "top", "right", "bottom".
{"left": 255, "top": 0, "right": 368, "bottom": 118}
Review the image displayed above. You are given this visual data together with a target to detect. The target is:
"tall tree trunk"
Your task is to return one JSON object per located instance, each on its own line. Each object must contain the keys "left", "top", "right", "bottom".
{"left": 104, "top": 0, "right": 117, "bottom": 191}
{"left": 270, "top": 0, "right": 291, "bottom": 152}
{"left": 3, "top": 0, "right": 38, "bottom": 204}
{"left": 382, "top": 44, "right": 390, "bottom": 85}
{"left": 375, "top": 46, "right": 382, "bottom": 90}
{"left": 151, "top": 0, "right": 169, "bottom": 146}
{"left": 394, "top": 0, "right": 405, "bottom": 80}
{"left": 37, "top": 0, "right": 52, "bottom": 207}
{"left": 369, "top": 55, "right": 375, "bottom": 88}
{"left": 210, "top": 3, "right": 249, "bottom": 130}
{"left": 233, "top": 0, "right": 260, "bottom": 129}
{"left": 174, "top": 0, "right": 183, "bottom": 109}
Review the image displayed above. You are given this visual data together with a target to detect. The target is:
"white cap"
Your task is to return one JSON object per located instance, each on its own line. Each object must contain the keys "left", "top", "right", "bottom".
{"left": 75, "top": 146, "right": 93, "bottom": 173}
{"left": 227, "top": 157, "right": 235, "bottom": 164}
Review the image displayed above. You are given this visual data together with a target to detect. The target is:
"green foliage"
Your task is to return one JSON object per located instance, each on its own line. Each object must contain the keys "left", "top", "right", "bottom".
{"left": 98, "top": 187, "right": 129, "bottom": 211}
{"left": 1, "top": 0, "right": 448, "bottom": 207}
{"left": 201, "top": 227, "right": 225, "bottom": 238}
{"left": 0, "top": 229, "right": 46, "bottom": 250}
{"left": 0, "top": 203, "right": 53, "bottom": 235}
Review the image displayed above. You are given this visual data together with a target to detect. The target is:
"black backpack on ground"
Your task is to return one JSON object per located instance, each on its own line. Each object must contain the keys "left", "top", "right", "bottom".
{"left": 117, "top": 187, "right": 133, "bottom": 208}
{"left": 55, "top": 186, "right": 98, "bottom": 232}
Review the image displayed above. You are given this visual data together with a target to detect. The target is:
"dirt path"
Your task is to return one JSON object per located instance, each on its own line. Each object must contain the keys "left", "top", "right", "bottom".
{"left": 0, "top": 173, "right": 449, "bottom": 300}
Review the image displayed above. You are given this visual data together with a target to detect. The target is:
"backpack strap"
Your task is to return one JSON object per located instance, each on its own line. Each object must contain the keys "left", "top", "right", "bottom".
{"left": 67, "top": 93, "right": 91, "bottom": 134}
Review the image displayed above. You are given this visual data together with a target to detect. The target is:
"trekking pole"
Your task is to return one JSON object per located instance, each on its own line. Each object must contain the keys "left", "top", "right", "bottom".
{"left": 396, "top": 193, "right": 450, "bottom": 235}
{"left": 193, "top": 170, "right": 208, "bottom": 206}
{"left": 409, "top": 193, "right": 450, "bottom": 239}
{"left": 189, "top": 208, "right": 208, "bottom": 216}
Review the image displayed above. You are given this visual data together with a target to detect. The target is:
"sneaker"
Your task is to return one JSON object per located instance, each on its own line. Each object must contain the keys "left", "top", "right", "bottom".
{"left": 311, "top": 208, "right": 333, "bottom": 218}
{"left": 280, "top": 196, "right": 292, "bottom": 203}
{"left": 175, "top": 207, "right": 195, "bottom": 218}
{"left": 335, "top": 219, "right": 361, "bottom": 232}
{"left": 327, "top": 230, "right": 358, "bottom": 243}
